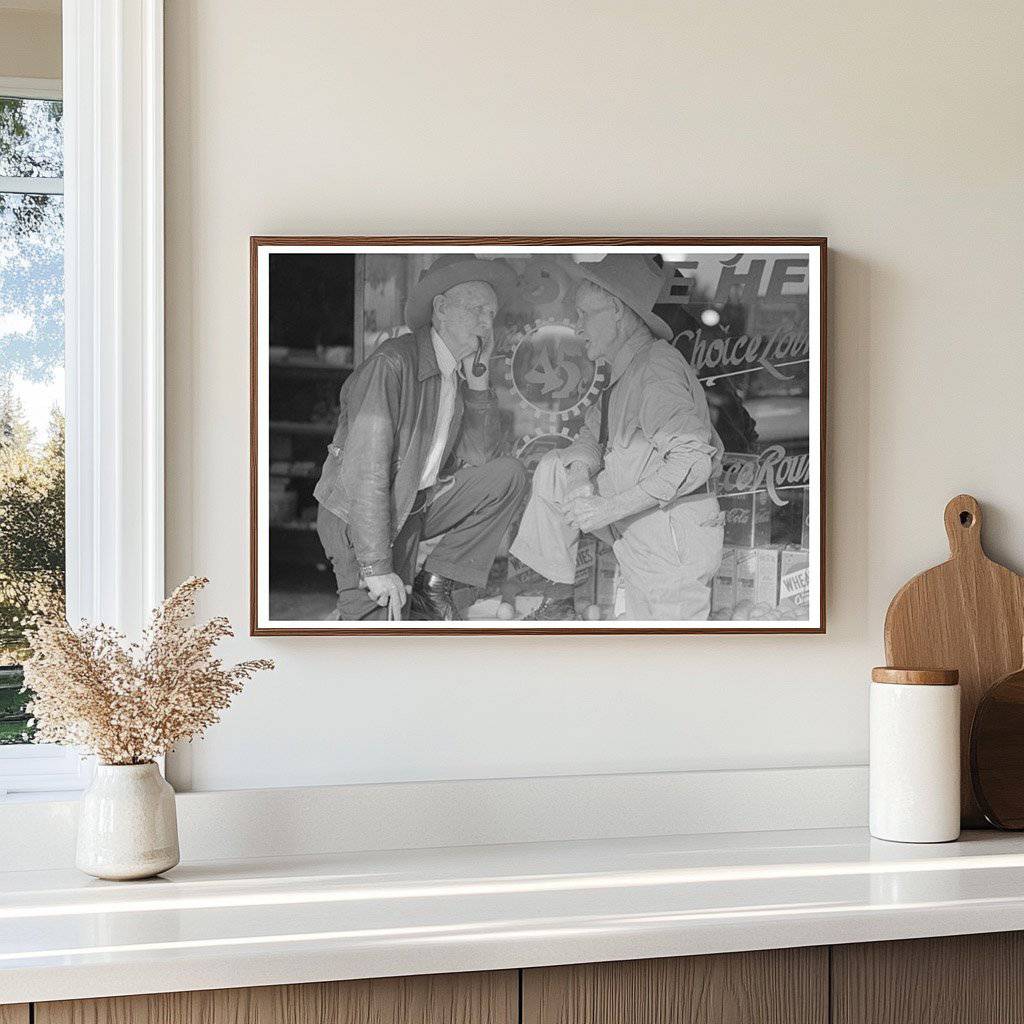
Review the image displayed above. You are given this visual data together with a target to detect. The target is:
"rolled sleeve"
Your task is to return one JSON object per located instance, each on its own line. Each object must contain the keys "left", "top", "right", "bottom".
{"left": 559, "top": 414, "right": 603, "bottom": 474}
{"left": 637, "top": 379, "right": 719, "bottom": 505}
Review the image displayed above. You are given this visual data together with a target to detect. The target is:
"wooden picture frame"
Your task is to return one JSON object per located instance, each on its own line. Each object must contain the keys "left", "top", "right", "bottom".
{"left": 250, "top": 237, "right": 827, "bottom": 635}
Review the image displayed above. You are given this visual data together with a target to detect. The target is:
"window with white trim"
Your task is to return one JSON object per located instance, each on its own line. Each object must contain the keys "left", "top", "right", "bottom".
{"left": 0, "top": 78, "right": 89, "bottom": 800}
{"left": 1, "top": 1, "right": 166, "bottom": 799}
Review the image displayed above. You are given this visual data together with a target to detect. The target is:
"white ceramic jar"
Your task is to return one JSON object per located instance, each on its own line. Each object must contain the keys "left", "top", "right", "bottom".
{"left": 76, "top": 762, "right": 180, "bottom": 880}
{"left": 870, "top": 667, "right": 960, "bottom": 843}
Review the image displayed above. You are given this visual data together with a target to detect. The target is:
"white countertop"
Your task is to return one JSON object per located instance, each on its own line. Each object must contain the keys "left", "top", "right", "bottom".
{"left": 4, "top": 826, "right": 1024, "bottom": 1004}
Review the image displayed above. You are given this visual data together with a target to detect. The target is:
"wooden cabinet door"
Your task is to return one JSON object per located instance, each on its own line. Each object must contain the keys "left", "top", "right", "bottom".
{"left": 523, "top": 949, "right": 828, "bottom": 1024}
{"left": 36, "top": 970, "right": 517, "bottom": 1024}
{"left": 833, "top": 932, "right": 1024, "bottom": 1024}
{"left": 0, "top": 1007, "right": 29, "bottom": 1024}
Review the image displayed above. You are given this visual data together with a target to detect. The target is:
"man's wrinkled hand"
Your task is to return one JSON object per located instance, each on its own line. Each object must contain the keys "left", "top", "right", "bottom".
{"left": 566, "top": 494, "right": 621, "bottom": 533}
{"left": 564, "top": 459, "right": 591, "bottom": 484}
{"left": 561, "top": 460, "right": 594, "bottom": 503}
{"left": 362, "top": 572, "right": 410, "bottom": 620}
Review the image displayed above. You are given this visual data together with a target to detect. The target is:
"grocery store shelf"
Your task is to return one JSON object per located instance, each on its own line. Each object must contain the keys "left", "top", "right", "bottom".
{"left": 269, "top": 356, "right": 352, "bottom": 377}
{"left": 268, "top": 421, "right": 335, "bottom": 437}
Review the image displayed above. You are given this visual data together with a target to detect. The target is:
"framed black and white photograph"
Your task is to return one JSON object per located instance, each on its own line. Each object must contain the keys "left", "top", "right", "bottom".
{"left": 250, "top": 237, "right": 826, "bottom": 635}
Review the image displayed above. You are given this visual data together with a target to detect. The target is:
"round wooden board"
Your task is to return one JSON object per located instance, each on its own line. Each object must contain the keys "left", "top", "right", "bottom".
{"left": 971, "top": 665, "right": 1024, "bottom": 829}
{"left": 884, "top": 494, "right": 1024, "bottom": 827}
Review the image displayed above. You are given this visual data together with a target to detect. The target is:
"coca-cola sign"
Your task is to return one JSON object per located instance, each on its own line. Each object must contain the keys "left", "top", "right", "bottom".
{"left": 719, "top": 445, "right": 810, "bottom": 507}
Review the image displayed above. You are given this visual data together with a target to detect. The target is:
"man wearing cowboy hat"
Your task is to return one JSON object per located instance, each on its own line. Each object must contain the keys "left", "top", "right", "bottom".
{"left": 314, "top": 255, "right": 527, "bottom": 620}
{"left": 510, "top": 254, "right": 725, "bottom": 620}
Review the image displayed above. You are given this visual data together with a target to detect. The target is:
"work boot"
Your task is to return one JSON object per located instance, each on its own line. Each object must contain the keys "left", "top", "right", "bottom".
{"left": 410, "top": 570, "right": 461, "bottom": 621}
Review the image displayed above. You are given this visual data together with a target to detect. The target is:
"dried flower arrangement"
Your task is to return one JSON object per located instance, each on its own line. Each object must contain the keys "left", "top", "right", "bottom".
{"left": 22, "top": 577, "right": 273, "bottom": 765}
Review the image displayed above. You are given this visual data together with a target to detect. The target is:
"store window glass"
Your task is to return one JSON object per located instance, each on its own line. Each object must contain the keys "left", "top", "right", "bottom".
{"left": 0, "top": 93, "right": 65, "bottom": 745}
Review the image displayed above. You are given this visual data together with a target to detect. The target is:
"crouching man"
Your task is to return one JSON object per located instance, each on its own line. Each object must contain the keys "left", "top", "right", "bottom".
{"left": 314, "top": 255, "right": 527, "bottom": 621}
{"left": 510, "top": 255, "right": 725, "bottom": 620}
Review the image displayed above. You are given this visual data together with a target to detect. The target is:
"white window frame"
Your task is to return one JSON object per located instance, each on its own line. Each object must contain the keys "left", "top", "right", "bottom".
{"left": 0, "top": 77, "right": 63, "bottom": 192}
{"left": 0, "top": 75, "right": 79, "bottom": 798}
{"left": 0, "top": 1, "right": 165, "bottom": 800}
{"left": 0, "top": 77, "right": 60, "bottom": 101}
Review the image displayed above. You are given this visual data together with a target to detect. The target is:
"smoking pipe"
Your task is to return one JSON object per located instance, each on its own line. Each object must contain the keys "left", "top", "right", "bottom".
{"left": 471, "top": 337, "right": 487, "bottom": 377}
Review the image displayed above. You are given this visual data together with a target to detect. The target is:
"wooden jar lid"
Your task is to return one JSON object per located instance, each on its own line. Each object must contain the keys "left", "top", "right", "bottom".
{"left": 871, "top": 667, "right": 960, "bottom": 686}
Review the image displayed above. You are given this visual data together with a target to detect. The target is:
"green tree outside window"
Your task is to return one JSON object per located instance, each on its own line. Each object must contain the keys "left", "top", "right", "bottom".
{"left": 0, "top": 94, "right": 65, "bottom": 744}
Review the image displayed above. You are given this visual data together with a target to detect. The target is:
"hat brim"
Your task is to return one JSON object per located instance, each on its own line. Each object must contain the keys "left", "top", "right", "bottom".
{"left": 405, "top": 258, "right": 518, "bottom": 330}
{"left": 569, "top": 261, "right": 674, "bottom": 342}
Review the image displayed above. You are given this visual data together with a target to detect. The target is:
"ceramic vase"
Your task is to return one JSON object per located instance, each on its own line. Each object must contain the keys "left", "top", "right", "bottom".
{"left": 76, "top": 762, "right": 180, "bottom": 880}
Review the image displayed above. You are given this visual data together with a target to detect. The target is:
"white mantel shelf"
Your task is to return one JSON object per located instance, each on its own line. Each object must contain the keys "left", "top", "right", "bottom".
{"left": 4, "top": 827, "right": 1024, "bottom": 1005}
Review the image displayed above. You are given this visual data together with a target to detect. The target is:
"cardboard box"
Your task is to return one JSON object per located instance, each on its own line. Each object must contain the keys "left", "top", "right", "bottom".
{"left": 711, "top": 547, "right": 737, "bottom": 615}
{"left": 572, "top": 536, "right": 598, "bottom": 608}
{"left": 735, "top": 547, "right": 781, "bottom": 608}
{"left": 575, "top": 535, "right": 598, "bottom": 586}
{"left": 595, "top": 542, "right": 618, "bottom": 611}
{"left": 780, "top": 549, "right": 810, "bottom": 606}
{"left": 573, "top": 539, "right": 618, "bottom": 613}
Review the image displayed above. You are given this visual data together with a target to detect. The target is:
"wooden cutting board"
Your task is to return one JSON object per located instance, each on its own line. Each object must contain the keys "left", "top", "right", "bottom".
{"left": 884, "top": 494, "right": 1024, "bottom": 827}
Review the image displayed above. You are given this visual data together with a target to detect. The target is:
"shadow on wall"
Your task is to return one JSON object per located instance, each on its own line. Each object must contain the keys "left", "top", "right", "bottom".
{"left": 824, "top": 248, "right": 872, "bottom": 641}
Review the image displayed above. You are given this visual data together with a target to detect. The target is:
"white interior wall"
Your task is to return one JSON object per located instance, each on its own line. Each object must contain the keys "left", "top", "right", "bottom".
{"left": 163, "top": 0, "right": 1024, "bottom": 792}
{"left": 0, "top": 2, "right": 60, "bottom": 80}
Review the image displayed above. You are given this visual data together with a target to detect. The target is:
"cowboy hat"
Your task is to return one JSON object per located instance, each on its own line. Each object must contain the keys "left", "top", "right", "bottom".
{"left": 569, "top": 254, "right": 673, "bottom": 341}
{"left": 404, "top": 255, "right": 517, "bottom": 330}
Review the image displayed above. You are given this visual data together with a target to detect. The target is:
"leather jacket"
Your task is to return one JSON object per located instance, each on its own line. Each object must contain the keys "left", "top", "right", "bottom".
{"left": 313, "top": 325, "right": 502, "bottom": 576}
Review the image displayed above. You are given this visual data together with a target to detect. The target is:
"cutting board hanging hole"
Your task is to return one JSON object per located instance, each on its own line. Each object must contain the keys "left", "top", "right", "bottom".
{"left": 944, "top": 494, "right": 983, "bottom": 557}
